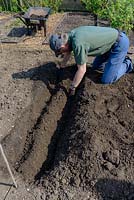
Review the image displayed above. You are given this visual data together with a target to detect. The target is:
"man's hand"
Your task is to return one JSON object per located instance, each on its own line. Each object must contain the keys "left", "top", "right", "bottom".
{"left": 68, "top": 84, "right": 76, "bottom": 97}
{"left": 68, "top": 88, "right": 76, "bottom": 96}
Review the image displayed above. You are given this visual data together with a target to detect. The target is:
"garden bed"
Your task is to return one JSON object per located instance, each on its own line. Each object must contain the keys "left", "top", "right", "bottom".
{"left": 0, "top": 12, "right": 134, "bottom": 200}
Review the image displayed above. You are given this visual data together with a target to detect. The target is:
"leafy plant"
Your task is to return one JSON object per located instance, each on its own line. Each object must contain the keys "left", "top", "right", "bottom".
{"left": 106, "top": 0, "right": 134, "bottom": 32}
{"left": 81, "top": 0, "right": 109, "bottom": 25}
{"left": 81, "top": 0, "right": 134, "bottom": 32}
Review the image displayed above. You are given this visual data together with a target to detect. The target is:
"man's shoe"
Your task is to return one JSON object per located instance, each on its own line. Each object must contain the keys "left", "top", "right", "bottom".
{"left": 124, "top": 56, "right": 134, "bottom": 73}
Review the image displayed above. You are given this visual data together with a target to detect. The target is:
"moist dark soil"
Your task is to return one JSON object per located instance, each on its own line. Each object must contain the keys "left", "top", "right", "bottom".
{"left": 0, "top": 12, "right": 134, "bottom": 200}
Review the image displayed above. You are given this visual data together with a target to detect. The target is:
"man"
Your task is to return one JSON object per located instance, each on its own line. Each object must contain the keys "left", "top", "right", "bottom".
{"left": 49, "top": 26, "right": 133, "bottom": 96}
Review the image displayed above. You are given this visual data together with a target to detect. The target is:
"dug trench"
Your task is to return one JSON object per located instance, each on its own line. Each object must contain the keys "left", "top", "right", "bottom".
{"left": 1, "top": 60, "right": 134, "bottom": 199}
{"left": 1, "top": 62, "right": 75, "bottom": 180}
{"left": 0, "top": 62, "right": 76, "bottom": 173}
{"left": 14, "top": 73, "right": 73, "bottom": 181}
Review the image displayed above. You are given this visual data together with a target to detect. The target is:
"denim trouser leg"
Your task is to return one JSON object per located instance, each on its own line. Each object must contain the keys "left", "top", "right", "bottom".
{"left": 92, "top": 32, "right": 132, "bottom": 84}
{"left": 102, "top": 32, "right": 130, "bottom": 84}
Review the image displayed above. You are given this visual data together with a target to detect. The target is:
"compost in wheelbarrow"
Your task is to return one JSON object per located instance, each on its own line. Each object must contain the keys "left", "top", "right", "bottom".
{"left": 16, "top": 7, "right": 51, "bottom": 36}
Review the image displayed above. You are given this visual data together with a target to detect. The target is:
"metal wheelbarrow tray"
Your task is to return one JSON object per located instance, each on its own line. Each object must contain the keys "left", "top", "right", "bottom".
{"left": 15, "top": 7, "right": 51, "bottom": 36}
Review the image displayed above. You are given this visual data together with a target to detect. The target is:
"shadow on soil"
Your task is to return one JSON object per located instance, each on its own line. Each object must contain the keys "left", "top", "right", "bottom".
{"left": 12, "top": 62, "right": 58, "bottom": 92}
{"left": 95, "top": 178, "right": 134, "bottom": 200}
{"left": 12, "top": 61, "right": 102, "bottom": 87}
{"left": 0, "top": 182, "right": 14, "bottom": 187}
{"left": 12, "top": 62, "right": 93, "bottom": 101}
{"left": 7, "top": 27, "right": 27, "bottom": 37}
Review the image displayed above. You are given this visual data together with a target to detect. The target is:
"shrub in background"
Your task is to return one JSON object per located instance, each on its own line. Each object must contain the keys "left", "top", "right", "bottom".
{"left": 81, "top": 0, "right": 134, "bottom": 32}
{"left": 81, "top": 0, "right": 109, "bottom": 25}
{"left": 106, "top": 0, "right": 134, "bottom": 32}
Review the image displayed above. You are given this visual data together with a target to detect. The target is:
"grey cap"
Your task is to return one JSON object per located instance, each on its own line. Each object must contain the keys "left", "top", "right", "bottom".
{"left": 49, "top": 34, "right": 62, "bottom": 57}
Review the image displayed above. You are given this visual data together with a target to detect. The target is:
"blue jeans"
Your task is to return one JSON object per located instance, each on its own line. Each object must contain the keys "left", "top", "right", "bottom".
{"left": 92, "top": 32, "right": 132, "bottom": 84}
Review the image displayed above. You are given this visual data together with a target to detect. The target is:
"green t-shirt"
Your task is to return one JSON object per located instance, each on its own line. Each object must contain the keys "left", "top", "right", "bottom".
{"left": 68, "top": 26, "right": 118, "bottom": 65}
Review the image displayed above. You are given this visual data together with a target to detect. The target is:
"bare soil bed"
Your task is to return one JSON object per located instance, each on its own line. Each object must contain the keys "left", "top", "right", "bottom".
{"left": 0, "top": 12, "right": 134, "bottom": 200}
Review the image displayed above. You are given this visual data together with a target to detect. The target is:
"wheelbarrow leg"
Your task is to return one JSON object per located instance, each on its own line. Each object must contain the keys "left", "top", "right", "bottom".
{"left": 40, "top": 19, "right": 46, "bottom": 37}
{"left": 0, "top": 144, "right": 17, "bottom": 188}
{"left": 25, "top": 18, "right": 32, "bottom": 35}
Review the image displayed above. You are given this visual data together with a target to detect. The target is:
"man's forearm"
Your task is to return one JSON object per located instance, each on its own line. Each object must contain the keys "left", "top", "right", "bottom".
{"left": 71, "top": 63, "right": 86, "bottom": 88}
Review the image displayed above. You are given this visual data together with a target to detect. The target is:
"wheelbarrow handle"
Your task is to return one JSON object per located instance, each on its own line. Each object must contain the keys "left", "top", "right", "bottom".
{"left": 14, "top": 14, "right": 28, "bottom": 26}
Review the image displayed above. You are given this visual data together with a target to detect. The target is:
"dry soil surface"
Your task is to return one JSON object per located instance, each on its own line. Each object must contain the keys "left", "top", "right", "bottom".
{"left": 0, "top": 12, "right": 134, "bottom": 200}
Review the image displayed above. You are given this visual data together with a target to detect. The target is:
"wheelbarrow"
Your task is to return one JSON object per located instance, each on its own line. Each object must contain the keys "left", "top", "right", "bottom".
{"left": 14, "top": 7, "right": 51, "bottom": 36}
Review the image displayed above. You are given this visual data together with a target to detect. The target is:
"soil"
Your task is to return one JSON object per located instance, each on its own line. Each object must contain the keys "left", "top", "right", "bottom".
{"left": 0, "top": 12, "right": 134, "bottom": 200}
